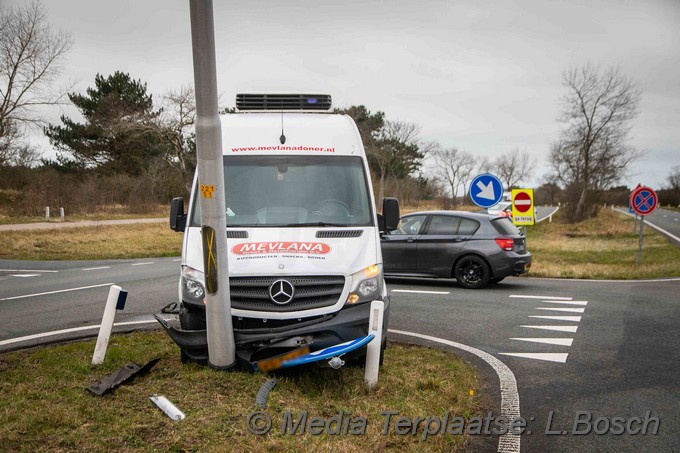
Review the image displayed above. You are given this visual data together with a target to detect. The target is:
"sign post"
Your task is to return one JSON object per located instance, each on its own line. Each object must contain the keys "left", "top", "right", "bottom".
{"left": 511, "top": 189, "right": 535, "bottom": 226}
{"left": 629, "top": 186, "right": 658, "bottom": 266}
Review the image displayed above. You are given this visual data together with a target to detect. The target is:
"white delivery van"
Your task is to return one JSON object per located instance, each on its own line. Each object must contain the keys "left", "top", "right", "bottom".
{"left": 162, "top": 94, "right": 400, "bottom": 371}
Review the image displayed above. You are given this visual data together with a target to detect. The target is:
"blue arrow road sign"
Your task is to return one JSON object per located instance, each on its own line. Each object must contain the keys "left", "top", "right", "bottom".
{"left": 469, "top": 173, "right": 504, "bottom": 208}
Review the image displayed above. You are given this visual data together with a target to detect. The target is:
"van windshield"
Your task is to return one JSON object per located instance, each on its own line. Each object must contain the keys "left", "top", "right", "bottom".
{"left": 191, "top": 155, "right": 374, "bottom": 227}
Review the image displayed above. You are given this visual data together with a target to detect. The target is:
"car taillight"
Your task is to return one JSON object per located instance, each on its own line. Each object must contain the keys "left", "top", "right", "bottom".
{"left": 495, "top": 237, "right": 515, "bottom": 251}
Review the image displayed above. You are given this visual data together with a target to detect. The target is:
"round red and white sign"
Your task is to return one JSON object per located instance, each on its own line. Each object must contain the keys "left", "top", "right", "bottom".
{"left": 513, "top": 191, "right": 532, "bottom": 213}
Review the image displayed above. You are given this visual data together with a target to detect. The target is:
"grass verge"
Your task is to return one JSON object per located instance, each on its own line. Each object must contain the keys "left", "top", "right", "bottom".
{"left": 0, "top": 223, "right": 182, "bottom": 260}
{"left": 0, "top": 331, "right": 481, "bottom": 452}
{"left": 526, "top": 209, "right": 680, "bottom": 279}
{"left": 0, "top": 208, "right": 678, "bottom": 279}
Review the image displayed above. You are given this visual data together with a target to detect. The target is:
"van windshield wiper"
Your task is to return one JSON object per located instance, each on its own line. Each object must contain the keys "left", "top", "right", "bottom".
{"left": 284, "top": 222, "right": 348, "bottom": 227}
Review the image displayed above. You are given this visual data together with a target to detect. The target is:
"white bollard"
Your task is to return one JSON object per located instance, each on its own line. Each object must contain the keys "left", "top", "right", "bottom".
{"left": 45, "top": 206, "right": 50, "bottom": 221}
{"left": 60, "top": 207, "right": 64, "bottom": 221}
{"left": 364, "top": 300, "right": 385, "bottom": 388}
{"left": 92, "top": 285, "right": 127, "bottom": 365}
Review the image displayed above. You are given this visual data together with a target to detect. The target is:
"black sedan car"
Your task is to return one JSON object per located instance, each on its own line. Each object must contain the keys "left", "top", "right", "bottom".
{"left": 381, "top": 210, "right": 532, "bottom": 289}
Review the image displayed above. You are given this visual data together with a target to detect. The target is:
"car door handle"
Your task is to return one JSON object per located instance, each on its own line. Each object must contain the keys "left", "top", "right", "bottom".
{"left": 406, "top": 237, "right": 416, "bottom": 243}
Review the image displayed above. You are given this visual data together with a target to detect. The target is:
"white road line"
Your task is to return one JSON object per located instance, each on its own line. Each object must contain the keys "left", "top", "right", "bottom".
{"left": 510, "top": 337, "right": 573, "bottom": 346}
{"left": 529, "top": 315, "right": 582, "bottom": 322}
{"left": 540, "top": 300, "right": 588, "bottom": 306}
{"left": 0, "top": 283, "right": 115, "bottom": 301}
{"left": 0, "top": 269, "right": 59, "bottom": 273}
{"left": 131, "top": 262, "right": 154, "bottom": 266}
{"left": 10, "top": 274, "right": 40, "bottom": 278}
{"left": 509, "top": 295, "right": 573, "bottom": 300}
{"left": 0, "top": 318, "right": 171, "bottom": 347}
{"left": 390, "top": 329, "right": 520, "bottom": 453}
{"left": 618, "top": 210, "right": 680, "bottom": 242}
{"left": 172, "top": 258, "right": 181, "bottom": 262}
{"left": 82, "top": 266, "right": 111, "bottom": 271}
{"left": 536, "top": 307, "right": 585, "bottom": 314}
{"left": 391, "top": 289, "right": 450, "bottom": 295}
{"left": 499, "top": 352, "right": 569, "bottom": 363}
{"left": 521, "top": 325, "right": 579, "bottom": 333}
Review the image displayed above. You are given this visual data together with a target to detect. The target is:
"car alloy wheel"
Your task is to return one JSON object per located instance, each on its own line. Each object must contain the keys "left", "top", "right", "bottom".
{"left": 454, "top": 255, "right": 491, "bottom": 289}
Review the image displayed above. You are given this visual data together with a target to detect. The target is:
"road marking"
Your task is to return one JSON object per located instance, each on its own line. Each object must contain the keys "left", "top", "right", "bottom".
{"left": 521, "top": 325, "right": 579, "bottom": 333}
{"left": 509, "top": 295, "right": 573, "bottom": 300}
{"left": 0, "top": 283, "right": 115, "bottom": 301}
{"left": 618, "top": 210, "right": 680, "bottom": 243}
{"left": 529, "top": 315, "right": 581, "bottom": 322}
{"left": 536, "top": 307, "right": 585, "bottom": 313}
{"left": 539, "top": 300, "right": 588, "bottom": 306}
{"left": 390, "top": 329, "right": 520, "bottom": 453}
{"left": 499, "top": 352, "right": 569, "bottom": 363}
{"left": 0, "top": 318, "right": 172, "bottom": 347}
{"left": 510, "top": 337, "right": 573, "bottom": 346}
{"left": 131, "top": 262, "right": 154, "bottom": 266}
{"left": 82, "top": 266, "right": 111, "bottom": 271}
{"left": 0, "top": 269, "right": 58, "bottom": 273}
{"left": 10, "top": 274, "right": 41, "bottom": 278}
{"left": 391, "top": 289, "right": 450, "bottom": 295}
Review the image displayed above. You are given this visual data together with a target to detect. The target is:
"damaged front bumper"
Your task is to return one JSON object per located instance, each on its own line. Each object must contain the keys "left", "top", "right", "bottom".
{"left": 155, "top": 298, "right": 390, "bottom": 371}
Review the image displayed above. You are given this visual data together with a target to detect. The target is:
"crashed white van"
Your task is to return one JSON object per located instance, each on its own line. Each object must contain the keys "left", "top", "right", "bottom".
{"left": 161, "top": 94, "right": 399, "bottom": 371}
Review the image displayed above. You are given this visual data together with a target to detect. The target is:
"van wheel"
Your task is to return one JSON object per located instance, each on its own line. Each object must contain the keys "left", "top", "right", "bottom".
{"left": 454, "top": 256, "right": 491, "bottom": 289}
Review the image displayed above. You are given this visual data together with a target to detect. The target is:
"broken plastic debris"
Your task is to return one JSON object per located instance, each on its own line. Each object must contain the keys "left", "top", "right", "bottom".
{"left": 150, "top": 394, "right": 185, "bottom": 420}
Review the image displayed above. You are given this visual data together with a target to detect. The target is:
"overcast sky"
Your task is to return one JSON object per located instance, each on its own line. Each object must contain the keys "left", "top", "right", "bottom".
{"left": 7, "top": 0, "right": 680, "bottom": 190}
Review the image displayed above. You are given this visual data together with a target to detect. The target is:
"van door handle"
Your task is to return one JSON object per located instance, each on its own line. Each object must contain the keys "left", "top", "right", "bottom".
{"left": 406, "top": 237, "right": 416, "bottom": 243}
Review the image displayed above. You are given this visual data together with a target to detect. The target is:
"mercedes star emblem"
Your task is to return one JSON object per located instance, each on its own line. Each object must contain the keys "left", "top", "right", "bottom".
{"left": 269, "top": 279, "right": 295, "bottom": 305}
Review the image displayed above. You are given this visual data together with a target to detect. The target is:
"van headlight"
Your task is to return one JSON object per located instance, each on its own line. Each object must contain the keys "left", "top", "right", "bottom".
{"left": 346, "top": 264, "right": 383, "bottom": 305}
{"left": 181, "top": 266, "right": 205, "bottom": 304}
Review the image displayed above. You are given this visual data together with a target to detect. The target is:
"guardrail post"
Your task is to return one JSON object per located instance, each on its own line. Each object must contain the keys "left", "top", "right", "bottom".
{"left": 364, "top": 300, "right": 385, "bottom": 388}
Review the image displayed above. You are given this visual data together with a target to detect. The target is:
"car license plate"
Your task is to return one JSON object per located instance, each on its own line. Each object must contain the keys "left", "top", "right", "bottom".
{"left": 254, "top": 346, "right": 311, "bottom": 372}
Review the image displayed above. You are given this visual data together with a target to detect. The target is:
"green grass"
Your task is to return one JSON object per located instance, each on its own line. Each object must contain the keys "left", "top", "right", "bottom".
{"left": 0, "top": 331, "right": 481, "bottom": 452}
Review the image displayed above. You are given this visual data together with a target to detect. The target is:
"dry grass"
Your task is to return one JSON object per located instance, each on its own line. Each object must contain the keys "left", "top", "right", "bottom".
{"left": 0, "top": 223, "right": 182, "bottom": 260}
{"left": 526, "top": 209, "right": 680, "bottom": 279}
{"left": 0, "top": 331, "right": 481, "bottom": 452}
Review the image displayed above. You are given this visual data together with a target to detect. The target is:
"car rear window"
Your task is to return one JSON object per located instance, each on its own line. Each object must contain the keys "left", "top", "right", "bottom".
{"left": 458, "top": 218, "right": 480, "bottom": 235}
{"left": 491, "top": 217, "right": 522, "bottom": 235}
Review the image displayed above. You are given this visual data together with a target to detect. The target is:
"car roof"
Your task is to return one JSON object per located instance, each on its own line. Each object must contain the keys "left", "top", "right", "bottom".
{"left": 402, "top": 210, "right": 502, "bottom": 221}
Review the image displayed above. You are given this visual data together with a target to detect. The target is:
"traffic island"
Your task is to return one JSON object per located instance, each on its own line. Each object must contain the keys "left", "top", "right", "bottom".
{"left": 0, "top": 330, "right": 485, "bottom": 452}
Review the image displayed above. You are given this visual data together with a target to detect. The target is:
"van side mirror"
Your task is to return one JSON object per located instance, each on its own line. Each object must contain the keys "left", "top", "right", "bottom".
{"left": 381, "top": 197, "right": 400, "bottom": 232}
{"left": 170, "top": 197, "right": 187, "bottom": 232}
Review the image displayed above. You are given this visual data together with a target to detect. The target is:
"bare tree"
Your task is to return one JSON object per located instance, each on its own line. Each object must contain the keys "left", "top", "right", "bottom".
{"left": 548, "top": 64, "right": 641, "bottom": 221}
{"left": 494, "top": 148, "right": 535, "bottom": 190}
{"left": 430, "top": 144, "right": 476, "bottom": 205}
{"left": 157, "top": 85, "right": 197, "bottom": 192}
{"left": 0, "top": 1, "right": 72, "bottom": 164}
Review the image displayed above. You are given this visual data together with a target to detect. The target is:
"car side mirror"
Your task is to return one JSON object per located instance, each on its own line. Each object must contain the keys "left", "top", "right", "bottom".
{"left": 381, "top": 197, "right": 400, "bottom": 232}
{"left": 170, "top": 197, "right": 187, "bottom": 232}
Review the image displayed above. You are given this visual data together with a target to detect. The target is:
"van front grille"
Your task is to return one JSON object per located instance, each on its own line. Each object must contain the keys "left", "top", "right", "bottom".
{"left": 229, "top": 275, "right": 345, "bottom": 312}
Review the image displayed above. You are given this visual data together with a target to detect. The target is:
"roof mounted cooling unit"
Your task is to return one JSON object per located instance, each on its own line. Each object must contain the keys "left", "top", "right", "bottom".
{"left": 236, "top": 93, "right": 332, "bottom": 111}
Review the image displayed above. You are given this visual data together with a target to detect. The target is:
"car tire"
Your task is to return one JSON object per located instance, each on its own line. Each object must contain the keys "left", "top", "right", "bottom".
{"left": 454, "top": 255, "right": 491, "bottom": 289}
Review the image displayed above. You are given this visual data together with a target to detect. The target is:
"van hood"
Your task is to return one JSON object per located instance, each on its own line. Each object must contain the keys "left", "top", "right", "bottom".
{"left": 183, "top": 226, "right": 379, "bottom": 277}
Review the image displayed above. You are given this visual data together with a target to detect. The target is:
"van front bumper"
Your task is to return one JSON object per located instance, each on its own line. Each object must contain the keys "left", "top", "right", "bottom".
{"left": 155, "top": 297, "right": 390, "bottom": 370}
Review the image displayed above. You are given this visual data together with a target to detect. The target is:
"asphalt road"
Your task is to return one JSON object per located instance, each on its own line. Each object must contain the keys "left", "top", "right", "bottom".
{"left": 1, "top": 257, "right": 678, "bottom": 452}
{"left": 616, "top": 207, "right": 680, "bottom": 247}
